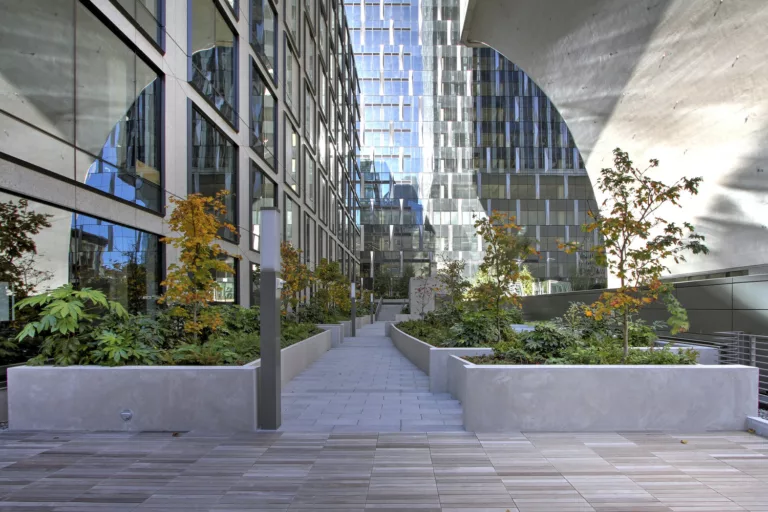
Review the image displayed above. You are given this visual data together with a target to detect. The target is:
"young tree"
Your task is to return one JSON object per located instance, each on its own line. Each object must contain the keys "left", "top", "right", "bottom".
{"left": 474, "top": 211, "right": 537, "bottom": 341}
{"left": 280, "top": 242, "right": 313, "bottom": 314}
{"left": 571, "top": 148, "right": 709, "bottom": 360}
{"left": 159, "top": 192, "right": 237, "bottom": 340}
{"left": 314, "top": 258, "right": 349, "bottom": 314}
{"left": 436, "top": 258, "right": 469, "bottom": 306}
{"left": 0, "top": 198, "right": 53, "bottom": 298}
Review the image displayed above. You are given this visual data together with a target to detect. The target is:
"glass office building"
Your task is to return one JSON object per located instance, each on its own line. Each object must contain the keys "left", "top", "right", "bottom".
{"left": 0, "top": 0, "right": 362, "bottom": 308}
{"left": 345, "top": 0, "right": 604, "bottom": 288}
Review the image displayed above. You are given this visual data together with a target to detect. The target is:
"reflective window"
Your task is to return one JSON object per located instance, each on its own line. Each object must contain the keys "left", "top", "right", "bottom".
{"left": 319, "top": 66, "right": 327, "bottom": 117}
{"left": 305, "top": 22, "right": 316, "bottom": 87}
{"left": 114, "top": 0, "right": 162, "bottom": 44}
{"left": 190, "top": 0, "right": 237, "bottom": 125}
{"left": 284, "top": 194, "right": 300, "bottom": 248}
{"left": 286, "top": 0, "right": 299, "bottom": 44}
{"left": 305, "top": 86, "right": 316, "bottom": 148}
{"left": 284, "top": 119, "right": 300, "bottom": 194}
{"left": 250, "top": 160, "right": 277, "bottom": 251}
{"left": 250, "top": 0, "right": 276, "bottom": 80}
{"left": 285, "top": 44, "right": 301, "bottom": 117}
{"left": 0, "top": 191, "right": 161, "bottom": 314}
{"left": 318, "top": 15, "right": 327, "bottom": 64}
{"left": 76, "top": 3, "right": 162, "bottom": 211}
{"left": 213, "top": 255, "right": 237, "bottom": 303}
{"left": 250, "top": 62, "right": 277, "bottom": 169}
{"left": 319, "top": 175, "right": 327, "bottom": 224}
{"left": 0, "top": 0, "right": 163, "bottom": 211}
{"left": 191, "top": 108, "right": 237, "bottom": 242}
{"left": 305, "top": 0, "right": 316, "bottom": 29}
{"left": 305, "top": 149, "right": 315, "bottom": 210}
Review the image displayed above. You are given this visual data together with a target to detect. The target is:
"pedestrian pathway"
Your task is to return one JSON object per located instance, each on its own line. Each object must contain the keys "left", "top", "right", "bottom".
{"left": 281, "top": 321, "right": 464, "bottom": 432}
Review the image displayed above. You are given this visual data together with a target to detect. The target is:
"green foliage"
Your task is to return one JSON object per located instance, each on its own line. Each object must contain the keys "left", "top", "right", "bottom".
{"left": 17, "top": 285, "right": 128, "bottom": 366}
{"left": 564, "top": 148, "right": 709, "bottom": 359}
{"left": 281, "top": 321, "right": 322, "bottom": 346}
{"left": 563, "top": 343, "right": 696, "bottom": 365}
{"left": 447, "top": 310, "right": 515, "bottom": 347}
{"left": 517, "top": 322, "right": 580, "bottom": 359}
{"left": 169, "top": 339, "right": 240, "bottom": 365}
{"left": 280, "top": 242, "right": 313, "bottom": 313}
{"left": 437, "top": 258, "right": 470, "bottom": 305}
{"left": 473, "top": 211, "right": 537, "bottom": 341}
{"left": 313, "top": 259, "right": 350, "bottom": 314}
{"left": 397, "top": 319, "right": 451, "bottom": 347}
{"left": 90, "top": 329, "right": 161, "bottom": 366}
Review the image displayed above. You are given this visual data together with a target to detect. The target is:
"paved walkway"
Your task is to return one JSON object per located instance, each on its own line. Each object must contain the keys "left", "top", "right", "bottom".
{"left": 281, "top": 322, "right": 464, "bottom": 432}
{"left": 3, "top": 323, "right": 768, "bottom": 510}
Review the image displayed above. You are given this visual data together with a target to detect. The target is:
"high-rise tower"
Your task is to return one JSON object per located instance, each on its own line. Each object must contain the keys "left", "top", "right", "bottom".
{"left": 346, "top": 0, "right": 604, "bottom": 291}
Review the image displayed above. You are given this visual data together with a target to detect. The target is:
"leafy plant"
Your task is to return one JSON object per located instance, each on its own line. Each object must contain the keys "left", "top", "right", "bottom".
{"left": 517, "top": 322, "right": 580, "bottom": 359}
{"left": 313, "top": 258, "right": 349, "bottom": 314}
{"left": 437, "top": 258, "right": 470, "bottom": 306}
{"left": 473, "top": 211, "right": 537, "bottom": 341}
{"left": 169, "top": 339, "right": 240, "bottom": 365}
{"left": 563, "top": 148, "right": 709, "bottom": 360}
{"left": 159, "top": 192, "right": 237, "bottom": 340}
{"left": 280, "top": 321, "right": 322, "bottom": 345}
{"left": 16, "top": 285, "right": 128, "bottom": 365}
{"left": 447, "top": 310, "right": 514, "bottom": 347}
{"left": 90, "top": 329, "right": 160, "bottom": 366}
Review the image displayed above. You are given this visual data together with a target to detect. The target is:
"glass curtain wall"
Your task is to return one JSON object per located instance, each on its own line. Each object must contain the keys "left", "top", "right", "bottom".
{"left": 0, "top": 0, "right": 163, "bottom": 211}
{"left": 345, "top": 0, "right": 603, "bottom": 288}
{"left": 0, "top": 191, "right": 161, "bottom": 314}
{"left": 190, "top": 0, "right": 237, "bottom": 125}
{"left": 190, "top": 108, "right": 238, "bottom": 242}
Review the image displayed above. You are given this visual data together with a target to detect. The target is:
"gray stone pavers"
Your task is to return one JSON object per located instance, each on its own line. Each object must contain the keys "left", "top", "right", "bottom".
{"left": 281, "top": 322, "right": 464, "bottom": 432}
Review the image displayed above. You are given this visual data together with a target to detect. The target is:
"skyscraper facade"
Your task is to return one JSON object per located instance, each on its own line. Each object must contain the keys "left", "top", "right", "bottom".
{"left": 0, "top": 0, "right": 362, "bottom": 308}
{"left": 345, "top": 0, "right": 604, "bottom": 289}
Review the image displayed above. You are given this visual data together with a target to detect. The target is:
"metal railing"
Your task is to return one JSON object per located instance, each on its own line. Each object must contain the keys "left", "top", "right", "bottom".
{"left": 660, "top": 331, "right": 768, "bottom": 404}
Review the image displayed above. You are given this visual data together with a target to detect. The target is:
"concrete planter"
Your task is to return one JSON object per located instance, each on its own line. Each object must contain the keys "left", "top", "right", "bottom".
{"left": 390, "top": 325, "right": 493, "bottom": 392}
{"left": 8, "top": 330, "right": 332, "bottom": 432}
{"left": 447, "top": 355, "right": 758, "bottom": 432}
{"left": 317, "top": 323, "right": 344, "bottom": 347}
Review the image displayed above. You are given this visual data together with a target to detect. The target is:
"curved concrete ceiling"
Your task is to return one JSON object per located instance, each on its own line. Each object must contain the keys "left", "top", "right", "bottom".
{"left": 461, "top": 0, "right": 768, "bottom": 277}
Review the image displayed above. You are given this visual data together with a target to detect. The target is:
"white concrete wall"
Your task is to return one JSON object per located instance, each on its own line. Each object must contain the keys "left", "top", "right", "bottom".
{"left": 390, "top": 324, "right": 493, "bottom": 391}
{"left": 317, "top": 324, "right": 343, "bottom": 347}
{"left": 390, "top": 325, "right": 431, "bottom": 374}
{"left": 8, "top": 330, "right": 332, "bottom": 431}
{"left": 8, "top": 365, "right": 258, "bottom": 432}
{"left": 460, "top": 0, "right": 768, "bottom": 280}
{"left": 449, "top": 359, "right": 758, "bottom": 432}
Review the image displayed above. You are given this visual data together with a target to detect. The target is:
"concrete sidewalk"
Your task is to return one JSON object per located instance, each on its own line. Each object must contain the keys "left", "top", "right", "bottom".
{"left": 281, "top": 322, "right": 464, "bottom": 432}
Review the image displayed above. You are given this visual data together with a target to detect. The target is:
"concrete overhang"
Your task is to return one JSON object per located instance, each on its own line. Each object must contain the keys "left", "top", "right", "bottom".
{"left": 461, "top": 0, "right": 768, "bottom": 278}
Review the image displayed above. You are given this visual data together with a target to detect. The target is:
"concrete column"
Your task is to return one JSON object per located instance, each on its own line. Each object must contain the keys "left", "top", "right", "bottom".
{"left": 258, "top": 208, "right": 281, "bottom": 430}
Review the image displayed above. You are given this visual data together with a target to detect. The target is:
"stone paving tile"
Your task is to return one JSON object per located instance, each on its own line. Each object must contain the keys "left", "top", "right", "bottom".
{"left": 281, "top": 322, "right": 464, "bottom": 433}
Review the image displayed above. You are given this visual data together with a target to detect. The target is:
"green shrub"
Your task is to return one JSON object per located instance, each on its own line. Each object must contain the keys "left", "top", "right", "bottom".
{"left": 90, "top": 329, "right": 161, "bottom": 366}
{"left": 169, "top": 339, "right": 240, "bottom": 365}
{"left": 17, "top": 285, "right": 128, "bottom": 366}
{"left": 447, "top": 310, "right": 511, "bottom": 347}
{"left": 281, "top": 322, "right": 322, "bottom": 345}
{"left": 397, "top": 319, "right": 450, "bottom": 347}
{"left": 517, "top": 322, "right": 580, "bottom": 359}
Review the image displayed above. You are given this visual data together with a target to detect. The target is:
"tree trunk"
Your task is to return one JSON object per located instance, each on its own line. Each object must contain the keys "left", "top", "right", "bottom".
{"left": 622, "top": 309, "right": 629, "bottom": 362}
